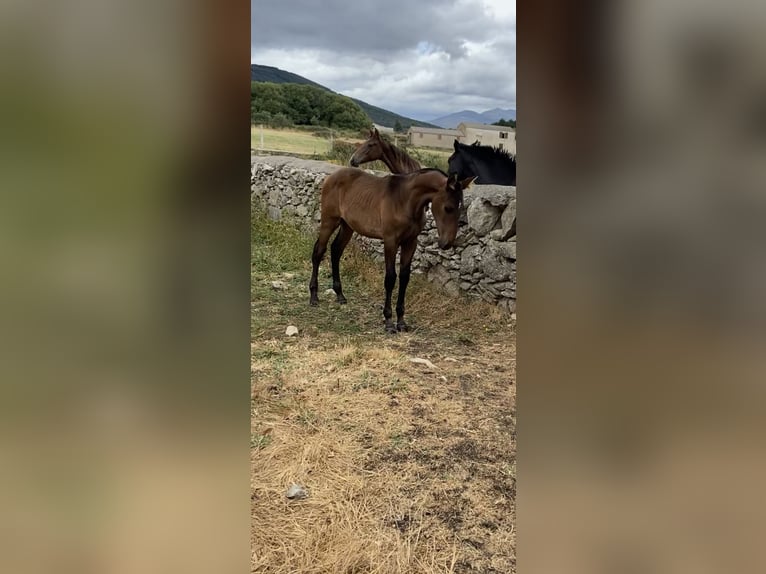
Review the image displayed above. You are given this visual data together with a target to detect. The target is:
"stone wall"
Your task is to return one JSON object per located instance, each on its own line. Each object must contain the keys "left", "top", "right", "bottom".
{"left": 251, "top": 155, "right": 516, "bottom": 312}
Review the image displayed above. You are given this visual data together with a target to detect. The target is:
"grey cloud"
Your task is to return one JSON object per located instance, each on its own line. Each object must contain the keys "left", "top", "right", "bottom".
{"left": 252, "top": 0, "right": 510, "bottom": 59}
{"left": 251, "top": 0, "right": 516, "bottom": 120}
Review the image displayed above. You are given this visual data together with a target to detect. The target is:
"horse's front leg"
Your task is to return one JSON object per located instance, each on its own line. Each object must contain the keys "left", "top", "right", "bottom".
{"left": 395, "top": 237, "right": 418, "bottom": 332}
{"left": 382, "top": 240, "right": 398, "bottom": 334}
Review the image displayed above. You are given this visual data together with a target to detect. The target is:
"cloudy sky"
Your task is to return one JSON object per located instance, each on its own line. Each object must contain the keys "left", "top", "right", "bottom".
{"left": 251, "top": 0, "right": 516, "bottom": 121}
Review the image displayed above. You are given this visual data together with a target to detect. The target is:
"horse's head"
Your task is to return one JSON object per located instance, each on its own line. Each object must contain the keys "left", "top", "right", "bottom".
{"left": 447, "top": 139, "right": 473, "bottom": 183}
{"left": 350, "top": 127, "right": 382, "bottom": 167}
{"left": 432, "top": 172, "right": 476, "bottom": 249}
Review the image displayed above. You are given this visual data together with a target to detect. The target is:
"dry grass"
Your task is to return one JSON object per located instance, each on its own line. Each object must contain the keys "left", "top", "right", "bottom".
{"left": 251, "top": 127, "right": 335, "bottom": 155}
{"left": 252, "top": 209, "right": 516, "bottom": 573}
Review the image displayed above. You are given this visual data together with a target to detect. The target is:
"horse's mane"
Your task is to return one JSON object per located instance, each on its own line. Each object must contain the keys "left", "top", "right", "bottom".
{"left": 461, "top": 142, "right": 516, "bottom": 164}
{"left": 384, "top": 142, "right": 422, "bottom": 172}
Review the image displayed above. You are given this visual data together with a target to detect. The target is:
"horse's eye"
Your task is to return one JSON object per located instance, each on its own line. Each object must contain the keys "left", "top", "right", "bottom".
{"left": 444, "top": 206, "right": 455, "bottom": 214}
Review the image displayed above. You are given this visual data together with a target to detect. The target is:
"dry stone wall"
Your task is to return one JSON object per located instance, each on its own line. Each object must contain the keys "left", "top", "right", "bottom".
{"left": 251, "top": 155, "right": 516, "bottom": 312}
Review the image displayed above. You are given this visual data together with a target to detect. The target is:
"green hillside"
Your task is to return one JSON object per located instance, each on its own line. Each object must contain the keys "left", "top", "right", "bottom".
{"left": 251, "top": 82, "right": 369, "bottom": 131}
{"left": 349, "top": 98, "right": 438, "bottom": 130}
{"left": 250, "top": 64, "right": 329, "bottom": 91}
{"left": 251, "top": 64, "right": 438, "bottom": 130}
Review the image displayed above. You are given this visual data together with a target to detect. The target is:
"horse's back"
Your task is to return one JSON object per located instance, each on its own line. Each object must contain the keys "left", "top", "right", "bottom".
{"left": 321, "top": 168, "right": 387, "bottom": 238}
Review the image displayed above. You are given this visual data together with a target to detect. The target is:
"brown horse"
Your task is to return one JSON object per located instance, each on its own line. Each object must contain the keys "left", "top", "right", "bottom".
{"left": 349, "top": 127, "right": 421, "bottom": 174}
{"left": 309, "top": 167, "right": 475, "bottom": 333}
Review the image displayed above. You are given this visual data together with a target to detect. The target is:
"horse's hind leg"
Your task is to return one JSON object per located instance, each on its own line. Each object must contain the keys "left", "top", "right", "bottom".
{"left": 309, "top": 218, "right": 340, "bottom": 306}
{"left": 382, "top": 239, "right": 399, "bottom": 334}
{"left": 330, "top": 221, "right": 354, "bottom": 304}
{"left": 395, "top": 237, "right": 418, "bottom": 332}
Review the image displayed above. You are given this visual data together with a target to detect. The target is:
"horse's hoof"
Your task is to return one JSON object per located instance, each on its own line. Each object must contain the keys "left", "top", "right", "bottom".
{"left": 309, "top": 298, "right": 319, "bottom": 307}
{"left": 337, "top": 296, "right": 347, "bottom": 305}
{"left": 385, "top": 325, "right": 398, "bottom": 335}
{"left": 396, "top": 323, "right": 409, "bottom": 332}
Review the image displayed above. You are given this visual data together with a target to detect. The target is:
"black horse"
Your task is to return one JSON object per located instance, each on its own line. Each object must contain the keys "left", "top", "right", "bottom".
{"left": 448, "top": 139, "right": 516, "bottom": 186}
{"left": 448, "top": 139, "right": 516, "bottom": 236}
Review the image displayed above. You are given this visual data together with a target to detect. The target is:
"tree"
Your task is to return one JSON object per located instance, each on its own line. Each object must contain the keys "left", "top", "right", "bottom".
{"left": 394, "top": 120, "right": 403, "bottom": 133}
{"left": 493, "top": 118, "right": 516, "bottom": 128}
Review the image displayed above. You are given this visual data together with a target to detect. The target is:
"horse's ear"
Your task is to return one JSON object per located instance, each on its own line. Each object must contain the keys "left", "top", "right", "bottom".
{"left": 373, "top": 127, "right": 380, "bottom": 138}
{"left": 460, "top": 175, "right": 478, "bottom": 189}
{"left": 453, "top": 139, "right": 460, "bottom": 151}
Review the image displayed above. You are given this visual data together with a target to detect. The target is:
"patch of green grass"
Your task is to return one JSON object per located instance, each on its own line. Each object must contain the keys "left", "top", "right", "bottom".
{"left": 251, "top": 207, "right": 387, "bottom": 340}
{"left": 385, "top": 377, "right": 408, "bottom": 395}
{"left": 455, "top": 333, "right": 476, "bottom": 346}
{"left": 251, "top": 433, "right": 273, "bottom": 450}
{"left": 295, "top": 406, "right": 318, "bottom": 427}
{"left": 352, "top": 370, "right": 379, "bottom": 392}
{"left": 251, "top": 208, "right": 315, "bottom": 273}
{"left": 389, "top": 432, "right": 407, "bottom": 447}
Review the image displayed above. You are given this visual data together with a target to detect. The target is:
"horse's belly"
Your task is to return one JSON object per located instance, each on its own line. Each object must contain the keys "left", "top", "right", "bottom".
{"left": 340, "top": 209, "right": 383, "bottom": 240}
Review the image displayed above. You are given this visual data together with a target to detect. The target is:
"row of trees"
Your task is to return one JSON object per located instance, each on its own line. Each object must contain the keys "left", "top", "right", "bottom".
{"left": 493, "top": 118, "right": 516, "bottom": 128}
{"left": 251, "top": 82, "right": 370, "bottom": 131}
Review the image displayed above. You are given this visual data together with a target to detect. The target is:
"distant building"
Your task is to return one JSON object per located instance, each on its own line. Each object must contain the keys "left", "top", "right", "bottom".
{"left": 407, "top": 123, "right": 516, "bottom": 154}
{"left": 456, "top": 123, "right": 516, "bottom": 154}
{"left": 373, "top": 123, "right": 394, "bottom": 134}
{"left": 407, "top": 127, "right": 463, "bottom": 149}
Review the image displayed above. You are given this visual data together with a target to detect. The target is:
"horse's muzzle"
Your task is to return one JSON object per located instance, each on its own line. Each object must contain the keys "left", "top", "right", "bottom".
{"left": 349, "top": 158, "right": 358, "bottom": 167}
{"left": 438, "top": 239, "right": 454, "bottom": 250}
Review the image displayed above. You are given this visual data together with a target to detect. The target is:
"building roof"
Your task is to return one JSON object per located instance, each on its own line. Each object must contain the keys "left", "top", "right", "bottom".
{"left": 458, "top": 122, "right": 515, "bottom": 132}
{"left": 408, "top": 126, "right": 462, "bottom": 136}
{"left": 373, "top": 123, "right": 394, "bottom": 133}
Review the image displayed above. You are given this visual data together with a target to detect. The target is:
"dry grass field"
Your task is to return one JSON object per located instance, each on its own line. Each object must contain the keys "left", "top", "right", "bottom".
{"left": 251, "top": 205, "right": 515, "bottom": 573}
{"left": 251, "top": 126, "right": 335, "bottom": 155}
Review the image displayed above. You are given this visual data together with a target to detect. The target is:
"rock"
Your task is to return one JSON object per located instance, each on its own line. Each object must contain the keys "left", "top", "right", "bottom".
{"left": 271, "top": 280, "right": 288, "bottom": 290}
{"left": 267, "top": 206, "right": 281, "bottom": 220}
{"left": 443, "top": 279, "right": 460, "bottom": 297}
{"left": 482, "top": 241, "right": 515, "bottom": 281}
{"left": 285, "top": 325, "right": 299, "bottom": 336}
{"left": 285, "top": 484, "right": 308, "bottom": 500}
{"left": 426, "top": 264, "right": 451, "bottom": 287}
{"left": 464, "top": 185, "right": 514, "bottom": 208}
{"left": 296, "top": 204, "right": 309, "bottom": 217}
{"left": 478, "top": 290, "right": 497, "bottom": 303}
{"left": 282, "top": 273, "right": 295, "bottom": 280}
{"left": 500, "top": 199, "right": 516, "bottom": 239}
{"left": 494, "top": 240, "right": 516, "bottom": 261}
{"left": 324, "top": 288, "right": 336, "bottom": 295}
{"left": 467, "top": 200, "right": 502, "bottom": 236}
{"left": 460, "top": 245, "right": 481, "bottom": 274}
{"left": 409, "top": 357, "right": 438, "bottom": 370}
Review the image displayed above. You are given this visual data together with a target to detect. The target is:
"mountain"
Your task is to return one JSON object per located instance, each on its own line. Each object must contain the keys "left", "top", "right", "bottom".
{"left": 348, "top": 98, "right": 438, "bottom": 130}
{"left": 250, "top": 64, "right": 328, "bottom": 90}
{"left": 251, "top": 64, "right": 438, "bottom": 129}
{"left": 429, "top": 107, "right": 516, "bottom": 129}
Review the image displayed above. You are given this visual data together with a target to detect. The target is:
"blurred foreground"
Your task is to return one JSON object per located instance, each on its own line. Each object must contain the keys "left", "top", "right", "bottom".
{"left": 521, "top": 1, "right": 766, "bottom": 573}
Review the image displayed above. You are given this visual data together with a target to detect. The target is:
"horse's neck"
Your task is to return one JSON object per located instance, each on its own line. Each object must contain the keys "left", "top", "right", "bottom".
{"left": 381, "top": 141, "right": 420, "bottom": 174}
{"left": 405, "top": 181, "right": 439, "bottom": 220}
{"left": 471, "top": 155, "right": 515, "bottom": 185}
